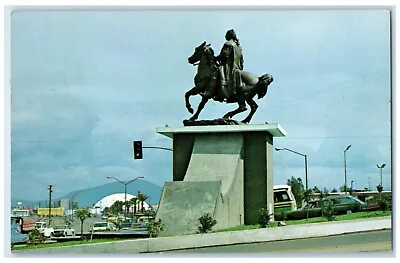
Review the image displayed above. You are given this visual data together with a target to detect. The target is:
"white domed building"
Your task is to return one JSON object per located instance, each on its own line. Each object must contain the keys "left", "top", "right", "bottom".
{"left": 91, "top": 193, "right": 150, "bottom": 215}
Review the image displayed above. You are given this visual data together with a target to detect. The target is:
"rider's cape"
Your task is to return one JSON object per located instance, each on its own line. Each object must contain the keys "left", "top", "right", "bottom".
{"left": 219, "top": 39, "right": 244, "bottom": 98}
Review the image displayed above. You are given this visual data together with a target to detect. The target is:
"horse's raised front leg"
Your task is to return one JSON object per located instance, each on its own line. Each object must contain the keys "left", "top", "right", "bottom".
{"left": 189, "top": 96, "right": 209, "bottom": 121}
{"left": 241, "top": 98, "right": 258, "bottom": 123}
{"left": 185, "top": 87, "right": 201, "bottom": 114}
{"left": 222, "top": 98, "right": 247, "bottom": 119}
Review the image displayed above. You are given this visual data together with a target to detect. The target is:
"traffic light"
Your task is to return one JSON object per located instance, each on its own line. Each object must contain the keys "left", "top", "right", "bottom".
{"left": 133, "top": 141, "right": 143, "bottom": 159}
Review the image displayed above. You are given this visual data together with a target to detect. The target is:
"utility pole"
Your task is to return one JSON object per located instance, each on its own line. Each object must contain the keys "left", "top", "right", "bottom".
{"left": 48, "top": 185, "right": 53, "bottom": 226}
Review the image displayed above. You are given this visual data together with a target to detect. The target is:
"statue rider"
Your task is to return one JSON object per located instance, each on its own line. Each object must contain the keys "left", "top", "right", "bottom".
{"left": 216, "top": 29, "right": 244, "bottom": 100}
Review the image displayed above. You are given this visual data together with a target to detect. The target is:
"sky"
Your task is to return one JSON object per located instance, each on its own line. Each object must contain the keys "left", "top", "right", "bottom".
{"left": 8, "top": 8, "right": 392, "bottom": 202}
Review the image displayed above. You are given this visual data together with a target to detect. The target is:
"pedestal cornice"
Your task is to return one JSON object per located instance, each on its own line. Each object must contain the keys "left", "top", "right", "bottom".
{"left": 156, "top": 123, "right": 286, "bottom": 138}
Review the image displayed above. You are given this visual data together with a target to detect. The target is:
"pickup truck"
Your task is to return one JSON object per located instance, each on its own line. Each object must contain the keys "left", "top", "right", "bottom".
{"left": 11, "top": 222, "right": 29, "bottom": 246}
{"left": 34, "top": 221, "right": 54, "bottom": 238}
{"left": 11, "top": 216, "right": 36, "bottom": 234}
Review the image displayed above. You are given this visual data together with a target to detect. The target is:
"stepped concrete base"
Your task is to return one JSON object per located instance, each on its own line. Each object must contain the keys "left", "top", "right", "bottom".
{"left": 156, "top": 123, "right": 285, "bottom": 237}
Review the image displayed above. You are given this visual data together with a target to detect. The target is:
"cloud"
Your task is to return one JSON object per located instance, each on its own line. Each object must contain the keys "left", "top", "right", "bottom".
{"left": 9, "top": 10, "right": 392, "bottom": 202}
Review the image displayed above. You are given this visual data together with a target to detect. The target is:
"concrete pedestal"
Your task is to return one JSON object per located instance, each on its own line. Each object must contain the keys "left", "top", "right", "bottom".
{"left": 155, "top": 123, "right": 286, "bottom": 236}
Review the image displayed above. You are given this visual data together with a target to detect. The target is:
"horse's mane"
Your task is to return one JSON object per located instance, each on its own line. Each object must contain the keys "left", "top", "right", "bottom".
{"left": 203, "top": 46, "right": 216, "bottom": 65}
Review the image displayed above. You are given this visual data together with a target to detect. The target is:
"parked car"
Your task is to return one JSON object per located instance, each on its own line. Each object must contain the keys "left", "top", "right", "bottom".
{"left": 92, "top": 222, "right": 117, "bottom": 232}
{"left": 280, "top": 200, "right": 323, "bottom": 220}
{"left": 322, "top": 195, "right": 367, "bottom": 214}
{"left": 138, "top": 216, "right": 155, "bottom": 228}
{"left": 120, "top": 222, "right": 133, "bottom": 230}
{"left": 52, "top": 225, "right": 75, "bottom": 237}
{"left": 11, "top": 223, "right": 29, "bottom": 246}
{"left": 275, "top": 195, "right": 367, "bottom": 221}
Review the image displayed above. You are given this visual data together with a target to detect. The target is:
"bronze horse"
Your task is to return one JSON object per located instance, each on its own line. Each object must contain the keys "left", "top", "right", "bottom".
{"left": 185, "top": 41, "right": 273, "bottom": 123}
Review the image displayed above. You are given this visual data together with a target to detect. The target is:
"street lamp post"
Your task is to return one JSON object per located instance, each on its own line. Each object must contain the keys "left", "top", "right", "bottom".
{"left": 275, "top": 147, "right": 308, "bottom": 193}
{"left": 344, "top": 145, "right": 352, "bottom": 193}
{"left": 376, "top": 163, "right": 386, "bottom": 191}
{"left": 107, "top": 176, "right": 144, "bottom": 220}
{"left": 275, "top": 147, "right": 309, "bottom": 220}
{"left": 48, "top": 185, "right": 53, "bottom": 226}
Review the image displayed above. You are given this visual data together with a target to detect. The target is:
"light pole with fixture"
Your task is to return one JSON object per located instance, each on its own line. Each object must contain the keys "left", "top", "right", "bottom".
{"left": 344, "top": 145, "right": 352, "bottom": 193}
{"left": 275, "top": 147, "right": 310, "bottom": 220}
{"left": 275, "top": 147, "right": 308, "bottom": 199}
{"left": 376, "top": 163, "right": 386, "bottom": 192}
{"left": 106, "top": 176, "right": 144, "bottom": 220}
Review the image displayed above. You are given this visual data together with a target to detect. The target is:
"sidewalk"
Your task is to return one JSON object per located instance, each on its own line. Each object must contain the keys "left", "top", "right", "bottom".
{"left": 13, "top": 216, "right": 391, "bottom": 255}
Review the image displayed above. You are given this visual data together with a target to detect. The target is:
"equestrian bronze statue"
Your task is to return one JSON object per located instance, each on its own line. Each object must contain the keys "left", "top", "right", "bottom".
{"left": 184, "top": 41, "right": 273, "bottom": 124}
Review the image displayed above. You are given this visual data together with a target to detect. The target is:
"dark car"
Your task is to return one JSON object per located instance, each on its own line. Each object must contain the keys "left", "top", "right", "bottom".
{"left": 277, "top": 200, "right": 323, "bottom": 221}
{"left": 322, "top": 195, "right": 367, "bottom": 214}
{"left": 275, "top": 195, "right": 367, "bottom": 221}
{"left": 120, "top": 222, "right": 133, "bottom": 230}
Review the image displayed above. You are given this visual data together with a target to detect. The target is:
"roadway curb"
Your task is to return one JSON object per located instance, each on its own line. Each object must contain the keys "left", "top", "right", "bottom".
{"left": 13, "top": 216, "right": 391, "bottom": 255}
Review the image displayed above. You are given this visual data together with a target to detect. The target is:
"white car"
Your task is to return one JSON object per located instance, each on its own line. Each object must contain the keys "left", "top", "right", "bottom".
{"left": 92, "top": 222, "right": 117, "bottom": 232}
{"left": 52, "top": 225, "right": 75, "bottom": 237}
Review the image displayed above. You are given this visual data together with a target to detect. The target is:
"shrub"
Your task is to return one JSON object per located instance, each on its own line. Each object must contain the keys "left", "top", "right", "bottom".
{"left": 351, "top": 202, "right": 362, "bottom": 212}
{"left": 322, "top": 200, "right": 335, "bottom": 221}
{"left": 258, "top": 208, "right": 271, "bottom": 228}
{"left": 148, "top": 219, "right": 165, "bottom": 238}
{"left": 378, "top": 196, "right": 391, "bottom": 211}
{"left": 197, "top": 213, "right": 217, "bottom": 233}
{"left": 27, "top": 229, "right": 45, "bottom": 245}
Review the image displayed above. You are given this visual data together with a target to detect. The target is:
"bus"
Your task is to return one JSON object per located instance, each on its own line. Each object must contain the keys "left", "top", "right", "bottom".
{"left": 273, "top": 185, "right": 297, "bottom": 217}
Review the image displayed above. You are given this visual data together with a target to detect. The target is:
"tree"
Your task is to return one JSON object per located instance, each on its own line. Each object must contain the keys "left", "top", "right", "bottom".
{"left": 332, "top": 188, "right": 338, "bottom": 193}
{"left": 76, "top": 208, "right": 90, "bottom": 236}
{"left": 129, "top": 197, "right": 138, "bottom": 215}
{"left": 339, "top": 184, "right": 346, "bottom": 192}
{"left": 137, "top": 192, "right": 149, "bottom": 213}
{"left": 304, "top": 189, "right": 312, "bottom": 203}
{"left": 322, "top": 200, "right": 335, "bottom": 221}
{"left": 103, "top": 207, "right": 110, "bottom": 217}
{"left": 312, "top": 186, "right": 321, "bottom": 194}
{"left": 28, "top": 228, "right": 45, "bottom": 245}
{"left": 71, "top": 201, "right": 78, "bottom": 210}
{"left": 109, "top": 201, "right": 123, "bottom": 215}
{"left": 287, "top": 176, "right": 305, "bottom": 208}
{"left": 320, "top": 187, "right": 330, "bottom": 198}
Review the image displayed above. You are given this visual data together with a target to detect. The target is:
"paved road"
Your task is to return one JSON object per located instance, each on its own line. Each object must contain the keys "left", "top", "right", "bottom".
{"left": 163, "top": 230, "right": 392, "bottom": 254}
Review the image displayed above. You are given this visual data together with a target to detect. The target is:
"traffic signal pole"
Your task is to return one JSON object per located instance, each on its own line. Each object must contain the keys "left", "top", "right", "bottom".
{"left": 133, "top": 141, "right": 173, "bottom": 160}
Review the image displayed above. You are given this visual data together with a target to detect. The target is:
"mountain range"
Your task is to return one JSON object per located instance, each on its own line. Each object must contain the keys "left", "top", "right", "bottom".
{"left": 11, "top": 180, "right": 163, "bottom": 208}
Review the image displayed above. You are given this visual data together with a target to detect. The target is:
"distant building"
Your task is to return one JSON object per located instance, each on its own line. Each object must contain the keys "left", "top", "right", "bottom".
{"left": 93, "top": 193, "right": 150, "bottom": 213}
{"left": 37, "top": 207, "right": 64, "bottom": 216}
{"left": 11, "top": 209, "right": 30, "bottom": 217}
{"left": 60, "top": 199, "right": 71, "bottom": 212}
